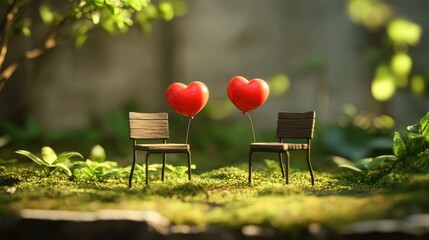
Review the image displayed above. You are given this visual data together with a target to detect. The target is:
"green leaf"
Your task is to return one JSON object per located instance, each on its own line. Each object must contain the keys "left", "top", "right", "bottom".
{"left": 39, "top": 5, "right": 55, "bottom": 24}
{"left": 339, "top": 164, "right": 363, "bottom": 172}
{"left": 407, "top": 133, "right": 425, "bottom": 156}
{"left": 387, "top": 18, "right": 422, "bottom": 46}
{"left": 144, "top": 4, "right": 159, "bottom": 19}
{"left": 53, "top": 163, "right": 73, "bottom": 177}
{"left": 72, "top": 20, "right": 93, "bottom": 47}
{"left": 355, "top": 157, "right": 373, "bottom": 169}
{"left": 393, "top": 132, "right": 407, "bottom": 158}
{"left": 71, "top": 161, "right": 86, "bottom": 168}
{"left": 366, "top": 155, "right": 398, "bottom": 170}
{"left": 55, "top": 152, "right": 83, "bottom": 164}
{"left": 419, "top": 112, "right": 429, "bottom": 143}
{"left": 148, "top": 164, "right": 158, "bottom": 172}
{"left": 134, "top": 164, "right": 144, "bottom": 172}
{"left": 371, "top": 67, "right": 396, "bottom": 101}
{"left": 159, "top": 2, "right": 174, "bottom": 21}
{"left": 101, "top": 168, "right": 120, "bottom": 179}
{"left": 15, "top": 150, "right": 48, "bottom": 167}
{"left": 79, "top": 167, "right": 95, "bottom": 179}
{"left": 391, "top": 53, "right": 412, "bottom": 78}
{"left": 39, "top": 5, "right": 63, "bottom": 25}
{"left": 264, "top": 159, "right": 280, "bottom": 171}
{"left": 125, "top": 0, "right": 143, "bottom": 11}
{"left": 98, "top": 161, "right": 117, "bottom": 168}
{"left": 15, "top": 17, "right": 32, "bottom": 37}
{"left": 174, "top": 166, "right": 188, "bottom": 176}
{"left": 85, "top": 159, "right": 98, "bottom": 171}
{"left": 41, "top": 146, "right": 57, "bottom": 165}
{"left": 92, "top": 0, "right": 105, "bottom": 7}
{"left": 332, "top": 156, "right": 363, "bottom": 172}
{"left": 407, "top": 124, "right": 420, "bottom": 134}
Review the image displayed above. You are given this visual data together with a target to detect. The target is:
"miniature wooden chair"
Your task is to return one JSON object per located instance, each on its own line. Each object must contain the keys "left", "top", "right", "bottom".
{"left": 128, "top": 112, "right": 191, "bottom": 187}
{"left": 248, "top": 111, "right": 316, "bottom": 185}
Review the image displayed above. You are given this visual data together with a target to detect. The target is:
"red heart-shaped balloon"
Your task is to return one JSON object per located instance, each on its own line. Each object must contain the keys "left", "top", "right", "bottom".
{"left": 227, "top": 76, "right": 270, "bottom": 113}
{"left": 166, "top": 81, "right": 209, "bottom": 118}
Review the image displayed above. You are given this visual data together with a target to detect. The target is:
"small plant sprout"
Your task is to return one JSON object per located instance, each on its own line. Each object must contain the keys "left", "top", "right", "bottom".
{"left": 123, "top": 164, "right": 159, "bottom": 184}
{"left": 15, "top": 146, "right": 82, "bottom": 177}
{"left": 89, "top": 144, "right": 106, "bottom": 162}
{"left": 72, "top": 145, "right": 120, "bottom": 181}
{"left": 165, "top": 164, "right": 196, "bottom": 177}
{"left": 123, "top": 164, "right": 195, "bottom": 184}
{"left": 73, "top": 159, "right": 119, "bottom": 181}
{"left": 264, "top": 159, "right": 281, "bottom": 172}
{"left": 405, "top": 111, "right": 429, "bottom": 155}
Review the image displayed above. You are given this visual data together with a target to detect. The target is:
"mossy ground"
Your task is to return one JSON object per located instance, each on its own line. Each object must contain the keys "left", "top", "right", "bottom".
{"left": 1, "top": 155, "right": 429, "bottom": 235}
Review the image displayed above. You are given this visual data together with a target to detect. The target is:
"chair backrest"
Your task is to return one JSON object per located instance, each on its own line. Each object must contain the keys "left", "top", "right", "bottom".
{"left": 129, "top": 112, "right": 169, "bottom": 140}
{"left": 276, "top": 111, "right": 316, "bottom": 140}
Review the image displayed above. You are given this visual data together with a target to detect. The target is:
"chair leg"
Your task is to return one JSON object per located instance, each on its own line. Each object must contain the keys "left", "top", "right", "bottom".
{"left": 307, "top": 148, "right": 315, "bottom": 186}
{"left": 248, "top": 151, "right": 253, "bottom": 185}
{"left": 129, "top": 148, "right": 137, "bottom": 188}
{"left": 145, "top": 153, "right": 151, "bottom": 185}
{"left": 278, "top": 152, "right": 285, "bottom": 178}
{"left": 285, "top": 151, "right": 290, "bottom": 184}
{"left": 162, "top": 153, "right": 166, "bottom": 181}
{"left": 187, "top": 151, "right": 192, "bottom": 181}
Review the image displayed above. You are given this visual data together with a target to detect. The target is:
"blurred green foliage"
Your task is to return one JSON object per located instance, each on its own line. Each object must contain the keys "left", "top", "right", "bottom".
{"left": 333, "top": 111, "right": 429, "bottom": 183}
{"left": 0, "top": 0, "right": 187, "bottom": 91}
{"left": 266, "top": 74, "right": 290, "bottom": 97}
{"left": 347, "top": 0, "right": 427, "bottom": 101}
{"left": 9, "top": 0, "right": 185, "bottom": 45}
{"left": 347, "top": 0, "right": 392, "bottom": 30}
{"left": 323, "top": 104, "right": 394, "bottom": 161}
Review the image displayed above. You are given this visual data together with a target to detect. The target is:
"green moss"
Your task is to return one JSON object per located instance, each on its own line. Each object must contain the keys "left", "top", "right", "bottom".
{"left": 1, "top": 163, "right": 429, "bottom": 234}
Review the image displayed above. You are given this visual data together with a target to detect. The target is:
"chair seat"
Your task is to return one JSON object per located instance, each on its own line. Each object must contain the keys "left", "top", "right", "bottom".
{"left": 250, "top": 142, "right": 308, "bottom": 152}
{"left": 135, "top": 143, "right": 190, "bottom": 152}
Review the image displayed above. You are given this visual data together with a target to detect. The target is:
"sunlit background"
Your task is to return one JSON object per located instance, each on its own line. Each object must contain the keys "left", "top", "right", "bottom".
{"left": 1, "top": 0, "right": 428, "bottom": 172}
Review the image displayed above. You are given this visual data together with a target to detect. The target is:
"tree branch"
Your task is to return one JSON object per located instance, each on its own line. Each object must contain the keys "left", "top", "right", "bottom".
{"left": 0, "top": 0, "right": 19, "bottom": 69}
{"left": 0, "top": 3, "right": 76, "bottom": 92}
{"left": 0, "top": 62, "right": 17, "bottom": 90}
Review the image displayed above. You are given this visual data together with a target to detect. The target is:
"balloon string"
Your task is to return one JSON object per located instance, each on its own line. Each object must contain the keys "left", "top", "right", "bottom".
{"left": 185, "top": 118, "right": 192, "bottom": 144}
{"left": 245, "top": 112, "right": 256, "bottom": 143}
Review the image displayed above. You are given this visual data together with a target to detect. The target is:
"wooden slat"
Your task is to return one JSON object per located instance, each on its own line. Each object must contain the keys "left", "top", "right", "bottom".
{"left": 250, "top": 142, "right": 309, "bottom": 151}
{"left": 276, "top": 112, "right": 315, "bottom": 139}
{"left": 135, "top": 143, "right": 189, "bottom": 152}
{"left": 278, "top": 111, "right": 315, "bottom": 119}
{"left": 129, "top": 119, "right": 168, "bottom": 128}
{"left": 276, "top": 129, "right": 314, "bottom": 139}
{"left": 130, "top": 128, "right": 169, "bottom": 139}
{"left": 129, "top": 112, "right": 168, "bottom": 120}
{"left": 277, "top": 119, "right": 314, "bottom": 128}
{"left": 129, "top": 112, "right": 169, "bottom": 139}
